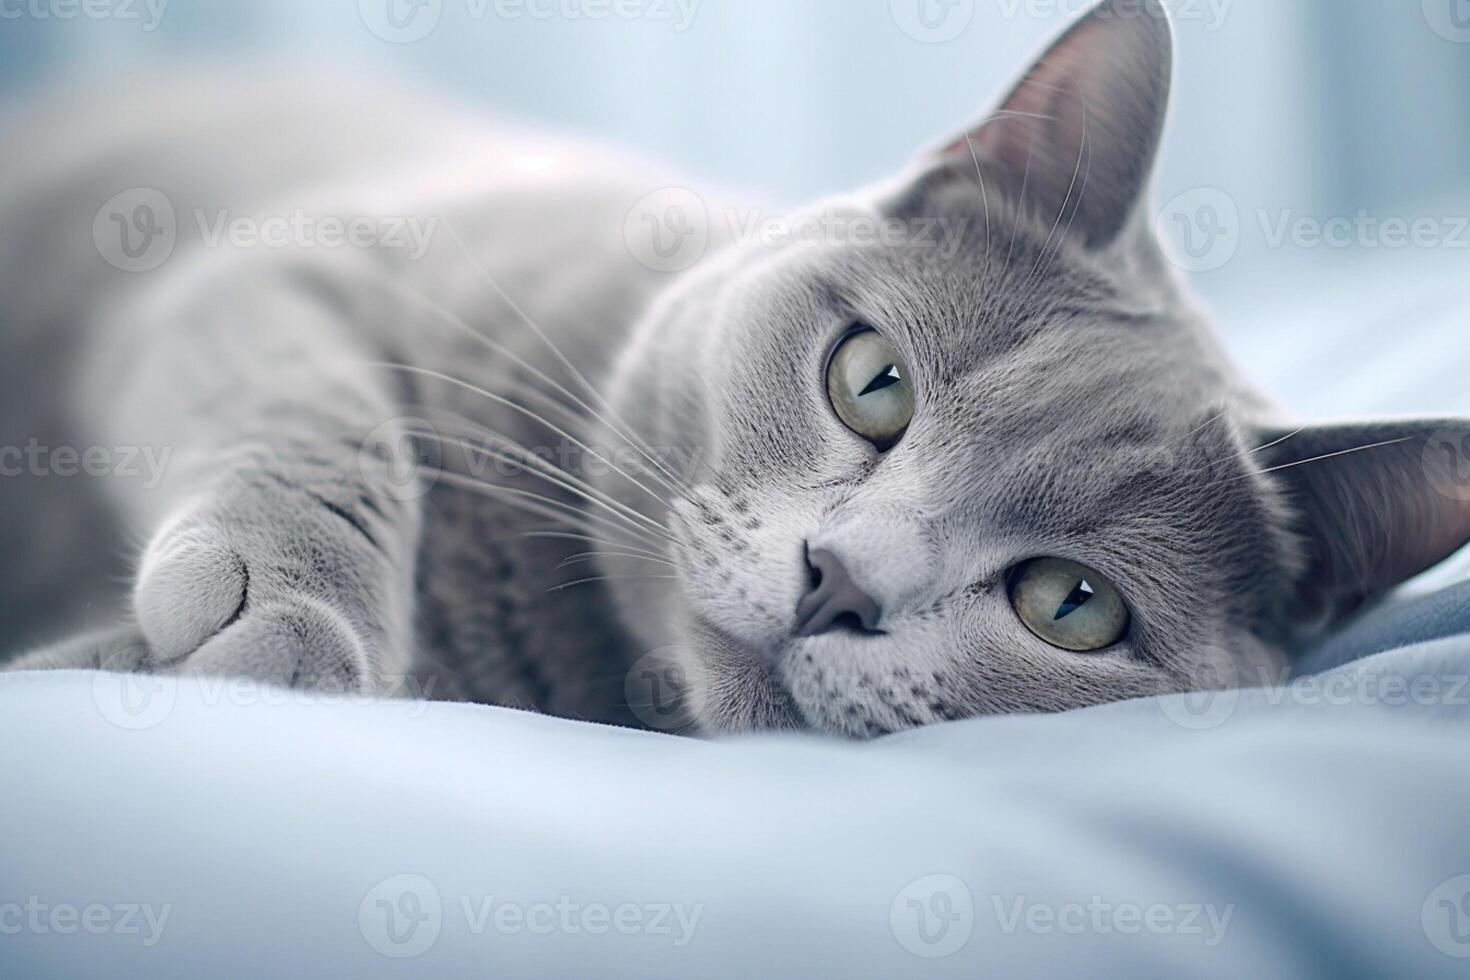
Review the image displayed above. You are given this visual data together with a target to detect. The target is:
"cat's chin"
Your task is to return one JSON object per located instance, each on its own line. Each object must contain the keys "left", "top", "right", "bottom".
{"left": 675, "top": 617, "right": 933, "bottom": 738}
{"left": 674, "top": 617, "right": 806, "bottom": 736}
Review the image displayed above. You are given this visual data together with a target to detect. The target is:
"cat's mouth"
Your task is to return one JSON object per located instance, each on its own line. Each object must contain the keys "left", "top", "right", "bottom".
{"left": 802, "top": 612, "right": 888, "bottom": 639}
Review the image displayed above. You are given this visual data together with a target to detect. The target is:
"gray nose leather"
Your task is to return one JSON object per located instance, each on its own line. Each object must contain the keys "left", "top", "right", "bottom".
{"left": 794, "top": 548, "right": 883, "bottom": 637}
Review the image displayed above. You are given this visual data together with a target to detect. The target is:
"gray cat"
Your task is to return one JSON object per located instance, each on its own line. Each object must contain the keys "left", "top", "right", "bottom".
{"left": 4, "top": 0, "right": 1468, "bottom": 736}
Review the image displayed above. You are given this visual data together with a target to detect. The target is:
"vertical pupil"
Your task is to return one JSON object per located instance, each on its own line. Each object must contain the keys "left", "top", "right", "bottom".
{"left": 1053, "top": 579, "right": 1096, "bottom": 621}
{"left": 858, "top": 364, "right": 901, "bottom": 397}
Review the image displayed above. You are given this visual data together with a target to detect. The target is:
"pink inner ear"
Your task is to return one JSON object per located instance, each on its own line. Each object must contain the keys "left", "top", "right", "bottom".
{"left": 931, "top": 0, "right": 1173, "bottom": 248}
{"left": 973, "top": 75, "right": 1090, "bottom": 186}
{"left": 944, "top": 1, "right": 1142, "bottom": 161}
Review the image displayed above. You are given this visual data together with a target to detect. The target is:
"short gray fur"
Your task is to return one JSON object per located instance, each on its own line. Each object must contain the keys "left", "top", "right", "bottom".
{"left": 4, "top": 0, "right": 1468, "bottom": 736}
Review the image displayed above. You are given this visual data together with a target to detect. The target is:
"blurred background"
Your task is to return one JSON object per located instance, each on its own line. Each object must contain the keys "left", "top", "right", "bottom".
{"left": 2, "top": 0, "right": 1468, "bottom": 414}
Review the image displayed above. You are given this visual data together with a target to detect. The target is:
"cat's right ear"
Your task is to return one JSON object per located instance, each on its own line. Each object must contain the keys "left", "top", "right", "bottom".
{"left": 1255, "top": 419, "right": 1470, "bottom": 624}
{"left": 896, "top": 0, "right": 1173, "bottom": 251}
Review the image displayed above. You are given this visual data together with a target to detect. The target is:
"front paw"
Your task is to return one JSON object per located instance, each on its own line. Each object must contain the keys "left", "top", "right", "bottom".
{"left": 132, "top": 487, "right": 398, "bottom": 692}
{"left": 178, "top": 595, "right": 370, "bottom": 692}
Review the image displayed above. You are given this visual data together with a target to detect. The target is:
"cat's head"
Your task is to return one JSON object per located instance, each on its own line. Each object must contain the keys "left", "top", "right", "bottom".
{"left": 599, "top": 0, "right": 1470, "bottom": 735}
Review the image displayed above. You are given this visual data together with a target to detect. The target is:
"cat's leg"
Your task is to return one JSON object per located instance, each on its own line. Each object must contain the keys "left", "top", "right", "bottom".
{"left": 85, "top": 257, "right": 424, "bottom": 693}
{"left": 6, "top": 625, "right": 151, "bottom": 672}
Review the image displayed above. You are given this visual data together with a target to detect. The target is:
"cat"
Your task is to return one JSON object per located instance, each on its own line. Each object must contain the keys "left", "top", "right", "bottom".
{"left": 3, "top": 0, "right": 1468, "bottom": 737}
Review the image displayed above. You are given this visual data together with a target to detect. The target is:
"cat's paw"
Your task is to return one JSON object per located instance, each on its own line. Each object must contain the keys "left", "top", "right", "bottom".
{"left": 134, "top": 514, "right": 251, "bottom": 665}
{"left": 131, "top": 487, "right": 389, "bottom": 692}
{"left": 179, "top": 595, "right": 370, "bottom": 692}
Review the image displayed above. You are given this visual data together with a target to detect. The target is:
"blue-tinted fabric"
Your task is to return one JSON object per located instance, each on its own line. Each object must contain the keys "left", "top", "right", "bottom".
{"left": 1298, "top": 580, "right": 1470, "bottom": 677}
{"left": 4, "top": 640, "right": 1470, "bottom": 979}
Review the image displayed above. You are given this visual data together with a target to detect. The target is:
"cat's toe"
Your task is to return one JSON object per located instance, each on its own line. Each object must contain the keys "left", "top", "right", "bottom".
{"left": 181, "top": 595, "right": 370, "bottom": 693}
{"left": 134, "top": 516, "right": 249, "bottom": 665}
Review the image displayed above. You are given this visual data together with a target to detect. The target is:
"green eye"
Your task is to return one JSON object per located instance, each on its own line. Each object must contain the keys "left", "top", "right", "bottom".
{"left": 1009, "top": 558, "right": 1130, "bottom": 652}
{"left": 826, "top": 328, "right": 915, "bottom": 450}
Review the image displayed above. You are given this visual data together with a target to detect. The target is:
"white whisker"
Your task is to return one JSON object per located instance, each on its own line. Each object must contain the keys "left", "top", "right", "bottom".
{"left": 420, "top": 467, "right": 670, "bottom": 550}
{"left": 367, "top": 362, "right": 677, "bottom": 514}
{"left": 406, "top": 426, "right": 677, "bottom": 544}
{"left": 438, "top": 221, "right": 694, "bottom": 495}
{"left": 367, "top": 275, "right": 693, "bottom": 500}
{"left": 547, "top": 573, "right": 679, "bottom": 594}
{"left": 556, "top": 551, "right": 677, "bottom": 571}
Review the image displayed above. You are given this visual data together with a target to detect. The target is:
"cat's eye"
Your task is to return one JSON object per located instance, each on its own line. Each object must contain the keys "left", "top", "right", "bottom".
{"left": 1008, "top": 558, "right": 1130, "bottom": 652}
{"left": 826, "top": 328, "right": 915, "bottom": 450}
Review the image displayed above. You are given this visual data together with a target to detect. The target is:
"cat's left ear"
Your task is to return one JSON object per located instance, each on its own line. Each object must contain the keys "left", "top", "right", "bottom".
{"left": 1255, "top": 420, "right": 1470, "bottom": 622}
{"left": 918, "top": 0, "right": 1173, "bottom": 249}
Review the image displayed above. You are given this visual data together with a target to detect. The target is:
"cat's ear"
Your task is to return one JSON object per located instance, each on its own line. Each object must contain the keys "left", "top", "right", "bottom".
{"left": 925, "top": 0, "right": 1173, "bottom": 249}
{"left": 1256, "top": 420, "right": 1470, "bottom": 621}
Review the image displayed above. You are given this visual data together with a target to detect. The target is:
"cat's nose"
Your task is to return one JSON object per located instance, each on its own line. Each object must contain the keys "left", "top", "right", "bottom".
{"left": 795, "top": 547, "right": 883, "bottom": 637}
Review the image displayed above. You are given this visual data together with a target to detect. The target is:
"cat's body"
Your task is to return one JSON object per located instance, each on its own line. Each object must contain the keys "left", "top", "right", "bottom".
{"left": 6, "top": 0, "right": 1470, "bottom": 736}
{"left": 0, "top": 73, "right": 671, "bottom": 721}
